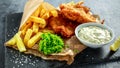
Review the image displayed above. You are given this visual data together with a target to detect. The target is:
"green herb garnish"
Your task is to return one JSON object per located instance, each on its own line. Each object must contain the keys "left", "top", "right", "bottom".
{"left": 73, "top": 49, "right": 79, "bottom": 53}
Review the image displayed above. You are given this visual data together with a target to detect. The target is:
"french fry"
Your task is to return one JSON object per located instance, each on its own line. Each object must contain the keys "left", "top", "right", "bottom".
{"left": 30, "top": 16, "right": 46, "bottom": 28}
{"left": 21, "top": 22, "right": 32, "bottom": 36}
{"left": 40, "top": 8, "right": 46, "bottom": 17}
{"left": 5, "top": 36, "right": 16, "bottom": 46}
{"left": 20, "top": 19, "right": 31, "bottom": 31}
{"left": 20, "top": 2, "right": 57, "bottom": 31}
{"left": 33, "top": 23, "right": 39, "bottom": 33}
{"left": 30, "top": 16, "right": 46, "bottom": 24}
{"left": 39, "top": 23, "right": 46, "bottom": 28}
{"left": 24, "top": 29, "right": 33, "bottom": 46}
{"left": 41, "top": 12, "right": 50, "bottom": 19}
{"left": 39, "top": 2, "right": 57, "bottom": 17}
{"left": 20, "top": 23, "right": 26, "bottom": 31}
{"left": 27, "top": 32, "right": 42, "bottom": 48}
{"left": 39, "top": 2, "right": 49, "bottom": 17}
{"left": 39, "top": 4, "right": 43, "bottom": 14}
{"left": 42, "top": 29, "right": 54, "bottom": 33}
{"left": 32, "top": 7, "right": 40, "bottom": 17}
{"left": 50, "top": 10, "right": 58, "bottom": 17}
{"left": 15, "top": 31, "right": 26, "bottom": 52}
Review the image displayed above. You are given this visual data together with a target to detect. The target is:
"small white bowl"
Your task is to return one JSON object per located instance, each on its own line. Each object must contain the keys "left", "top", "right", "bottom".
{"left": 75, "top": 23, "right": 114, "bottom": 48}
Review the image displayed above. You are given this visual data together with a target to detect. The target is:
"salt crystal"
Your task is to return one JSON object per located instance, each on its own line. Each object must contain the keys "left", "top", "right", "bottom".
{"left": 86, "top": 55, "right": 89, "bottom": 57}
{"left": 91, "top": 57, "right": 94, "bottom": 60}
{"left": 17, "top": 65, "right": 20, "bottom": 67}
{"left": 15, "top": 61, "right": 18, "bottom": 64}
{"left": 13, "top": 66, "right": 15, "bottom": 68}
{"left": 19, "top": 61, "right": 21, "bottom": 64}
{"left": 21, "top": 64, "right": 23, "bottom": 66}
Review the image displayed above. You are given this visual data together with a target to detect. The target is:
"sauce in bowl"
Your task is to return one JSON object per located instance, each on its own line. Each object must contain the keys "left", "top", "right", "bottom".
{"left": 78, "top": 26, "right": 112, "bottom": 44}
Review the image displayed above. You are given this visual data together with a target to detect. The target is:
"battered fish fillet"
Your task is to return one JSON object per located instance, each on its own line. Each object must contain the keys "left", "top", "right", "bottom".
{"left": 48, "top": 14, "right": 79, "bottom": 38}
{"left": 60, "top": 1, "right": 96, "bottom": 23}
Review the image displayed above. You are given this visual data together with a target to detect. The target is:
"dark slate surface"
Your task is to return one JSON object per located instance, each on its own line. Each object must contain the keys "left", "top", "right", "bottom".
{"left": 5, "top": 13, "right": 120, "bottom": 68}
{"left": 0, "top": 0, "right": 120, "bottom": 68}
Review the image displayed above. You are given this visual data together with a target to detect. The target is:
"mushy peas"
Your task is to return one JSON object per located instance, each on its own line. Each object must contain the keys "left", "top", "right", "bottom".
{"left": 78, "top": 26, "right": 112, "bottom": 44}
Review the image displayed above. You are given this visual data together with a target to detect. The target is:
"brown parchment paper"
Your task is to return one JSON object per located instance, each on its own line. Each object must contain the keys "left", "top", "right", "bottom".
{"left": 6, "top": 0, "right": 87, "bottom": 65}
{"left": 19, "top": 0, "right": 43, "bottom": 29}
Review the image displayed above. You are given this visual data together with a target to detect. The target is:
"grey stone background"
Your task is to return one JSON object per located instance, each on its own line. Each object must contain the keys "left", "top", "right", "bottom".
{"left": 0, "top": 0, "right": 120, "bottom": 68}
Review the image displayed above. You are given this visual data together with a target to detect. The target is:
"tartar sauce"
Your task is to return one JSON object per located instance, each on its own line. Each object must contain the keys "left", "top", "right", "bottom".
{"left": 78, "top": 26, "right": 112, "bottom": 44}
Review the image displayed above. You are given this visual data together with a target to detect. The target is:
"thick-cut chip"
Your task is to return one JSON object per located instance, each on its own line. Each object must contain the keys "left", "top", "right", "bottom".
{"left": 39, "top": 2, "right": 58, "bottom": 18}
{"left": 30, "top": 16, "right": 46, "bottom": 28}
{"left": 41, "top": 29, "right": 54, "bottom": 33}
{"left": 33, "top": 23, "right": 39, "bottom": 33}
{"left": 38, "top": 4, "right": 43, "bottom": 14}
{"left": 20, "top": 19, "right": 31, "bottom": 31}
{"left": 27, "top": 32, "right": 42, "bottom": 48}
{"left": 24, "top": 29, "right": 33, "bottom": 46}
{"left": 41, "top": 12, "right": 50, "bottom": 19}
{"left": 50, "top": 10, "right": 58, "bottom": 17}
{"left": 21, "top": 22, "right": 32, "bottom": 36}
{"left": 5, "top": 36, "right": 16, "bottom": 46}
{"left": 39, "top": 23, "right": 46, "bottom": 28}
{"left": 15, "top": 31, "right": 26, "bottom": 52}
{"left": 40, "top": 8, "right": 47, "bottom": 17}
{"left": 30, "top": 16, "right": 46, "bottom": 24}
{"left": 32, "top": 7, "right": 40, "bottom": 17}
